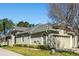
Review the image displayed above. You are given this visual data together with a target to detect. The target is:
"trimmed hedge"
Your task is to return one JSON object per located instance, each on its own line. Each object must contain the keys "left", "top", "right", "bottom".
{"left": 29, "top": 45, "right": 37, "bottom": 48}
{"left": 0, "top": 45, "right": 8, "bottom": 47}
{"left": 13, "top": 44, "right": 50, "bottom": 50}
{"left": 13, "top": 44, "right": 28, "bottom": 47}
{"left": 13, "top": 44, "right": 23, "bottom": 47}
{"left": 37, "top": 45, "right": 50, "bottom": 50}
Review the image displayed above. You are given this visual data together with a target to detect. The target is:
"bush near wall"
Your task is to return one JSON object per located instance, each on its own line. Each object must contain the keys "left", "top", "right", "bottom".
{"left": 13, "top": 44, "right": 22, "bottom": 47}
{"left": 13, "top": 44, "right": 50, "bottom": 50}
{"left": 28, "top": 44, "right": 37, "bottom": 48}
{"left": 37, "top": 45, "right": 50, "bottom": 50}
{"left": 13, "top": 44, "right": 28, "bottom": 47}
{"left": 0, "top": 45, "right": 8, "bottom": 47}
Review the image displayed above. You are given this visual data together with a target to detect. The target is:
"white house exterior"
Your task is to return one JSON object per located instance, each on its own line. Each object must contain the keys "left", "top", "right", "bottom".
{"left": 0, "top": 24, "right": 79, "bottom": 49}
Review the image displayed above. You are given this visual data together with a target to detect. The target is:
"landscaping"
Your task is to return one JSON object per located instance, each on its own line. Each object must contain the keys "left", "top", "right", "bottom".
{"left": 2, "top": 46, "right": 79, "bottom": 56}
{"left": 13, "top": 44, "right": 50, "bottom": 50}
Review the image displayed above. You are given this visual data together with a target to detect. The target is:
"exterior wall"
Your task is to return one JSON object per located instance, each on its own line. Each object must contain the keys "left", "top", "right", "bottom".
{"left": 31, "top": 36, "right": 43, "bottom": 45}
{"left": 59, "top": 36, "right": 71, "bottom": 48}
{"left": 30, "top": 33, "right": 45, "bottom": 45}
{"left": 15, "top": 36, "right": 43, "bottom": 45}
{"left": 15, "top": 33, "right": 47, "bottom": 45}
{"left": 74, "top": 36, "right": 78, "bottom": 47}
{"left": 5, "top": 29, "right": 78, "bottom": 49}
{"left": 8, "top": 32, "right": 74, "bottom": 49}
{"left": 8, "top": 35, "right": 15, "bottom": 46}
{"left": 49, "top": 34, "right": 72, "bottom": 49}
{"left": 16, "top": 36, "right": 30, "bottom": 44}
{"left": 8, "top": 39, "right": 12, "bottom": 46}
{"left": 77, "top": 36, "right": 79, "bottom": 47}
{"left": 59, "top": 30, "right": 65, "bottom": 34}
{"left": 70, "top": 35, "right": 78, "bottom": 48}
{"left": 16, "top": 37, "right": 22, "bottom": 44}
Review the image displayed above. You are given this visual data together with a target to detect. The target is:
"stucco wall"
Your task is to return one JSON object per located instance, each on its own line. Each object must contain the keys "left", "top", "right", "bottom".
{"left": 50, "top": 34, "right": 71, "bottom": 49}
{"left": 8, "top": 39, "right": 12, "bottom": 46}
{"left": 16, "top": 36, "right": 30, "bottom": 44}
{"left": 7, "top": 30, "right": 78, "bottom": 49}
{"left": 58, "top": 36, "right": 71, "bottom": 48}
{"left": 15, "top": 36, "right": 43, "bottom": 45}
{"left": 31, "top": 37, "right": 42, "bottom": 45}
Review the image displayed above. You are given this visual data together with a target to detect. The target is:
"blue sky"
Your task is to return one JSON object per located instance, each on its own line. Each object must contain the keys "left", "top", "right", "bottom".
{"left": 0, "top": 3, "right": 50, "bottom": 24}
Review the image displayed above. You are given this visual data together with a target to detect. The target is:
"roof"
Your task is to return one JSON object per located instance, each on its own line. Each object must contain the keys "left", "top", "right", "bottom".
{"left": 11, "top": 24, "right": 59, "bottom": 35}
{"left": 30, "top": 24, "right": 59, "bottom": 34}
{"left": 12, "top": 27, "right": 29, "bottom": 32}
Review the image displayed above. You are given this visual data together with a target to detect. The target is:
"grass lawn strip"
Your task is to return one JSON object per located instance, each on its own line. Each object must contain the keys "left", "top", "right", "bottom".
{"left": 2, "top": 46, "right": 79, "bottom": 56}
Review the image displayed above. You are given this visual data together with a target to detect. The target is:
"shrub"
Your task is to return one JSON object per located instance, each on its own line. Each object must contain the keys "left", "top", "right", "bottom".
{"left": 37, "top": 45, "right": 50, "bottom": 50}
{"left": 13, "top": 44, "right": 23, "bottom": 47}
{"left": 13, "top": 44, "right": 29, "bottom": 47}
{"left": 0, "top": 44, "right": 1, "bottom": 47}
{"left": 1, "top": 45, "right": 8, "bottom": 47}
{"left": 23, "top": 44, "right": 28, "bottom": 47}
{"left": 29, "top": 45, "right": 37, "bottom": 48}
{"left": 13, "top": 44, "right": 50, "bottom": 50}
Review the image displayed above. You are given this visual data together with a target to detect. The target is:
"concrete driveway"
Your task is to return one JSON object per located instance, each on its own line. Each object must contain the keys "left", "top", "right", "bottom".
{"left": 0, "top": 48, "right": 23, "bottom": 56}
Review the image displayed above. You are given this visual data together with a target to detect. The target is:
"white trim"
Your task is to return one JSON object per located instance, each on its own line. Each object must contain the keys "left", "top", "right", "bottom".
{"left": 10, "top": 35, "right": 15, "bottom": 46}
{"left": 41, "top": 36, "right": 43, "bottom": 45}
{"left": 70, "top": 36, "right": 72, "bottom": 48}
{"left": 74, "top": 36, "right": 78, "bottom": 47}
{"left": 29, "top": 35, "right": 31, "bottom": 44}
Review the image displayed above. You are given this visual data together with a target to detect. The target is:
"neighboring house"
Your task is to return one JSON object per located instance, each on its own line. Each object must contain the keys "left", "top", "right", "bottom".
{"left": 0, "top": 24, "right": 79, "bottom": 49}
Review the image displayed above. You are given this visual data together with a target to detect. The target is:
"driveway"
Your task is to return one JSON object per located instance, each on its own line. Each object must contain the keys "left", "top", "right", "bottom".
{"left": 0, "top": 48, "right": 23, "bottom": 56}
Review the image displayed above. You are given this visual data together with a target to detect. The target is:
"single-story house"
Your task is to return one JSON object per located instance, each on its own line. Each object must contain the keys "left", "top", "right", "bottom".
{"left": 0, "top": 24, "right": 79, "bottom": 49}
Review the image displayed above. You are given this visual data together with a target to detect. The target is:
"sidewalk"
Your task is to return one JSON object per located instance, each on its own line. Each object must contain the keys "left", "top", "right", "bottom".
{"left": 0, "top": 48, "right": 23, "bottom": 56}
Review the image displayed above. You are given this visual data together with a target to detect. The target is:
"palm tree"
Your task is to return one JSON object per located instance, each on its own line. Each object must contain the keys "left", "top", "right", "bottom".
{"left": 0, "top": 18, "right": 15, "bottom": 45}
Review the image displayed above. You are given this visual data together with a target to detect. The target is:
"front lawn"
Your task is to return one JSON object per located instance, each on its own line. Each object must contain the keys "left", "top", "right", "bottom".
{"left": 2, "top": 46, "right": 79, "bottom": 56}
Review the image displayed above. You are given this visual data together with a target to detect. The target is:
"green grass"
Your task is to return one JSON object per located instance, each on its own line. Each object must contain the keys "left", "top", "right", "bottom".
{"left": 2, "top": 46, "right": 79, "bottom": 56}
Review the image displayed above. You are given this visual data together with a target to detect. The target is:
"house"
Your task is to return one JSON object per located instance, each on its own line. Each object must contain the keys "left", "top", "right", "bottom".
{"left": 0, "top": 24, "right": 79, "bottom": 49}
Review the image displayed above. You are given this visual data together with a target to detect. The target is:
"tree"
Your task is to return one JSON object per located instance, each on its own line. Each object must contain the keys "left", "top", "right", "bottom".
{"left": 29, "top": 24, "right": 35, "bottom": 27}
{"left": 0, "top": 23, "right": 3, "bottom": 32}
{"left": 48, "top": 3, "right": 79, "bottom": 53}
{"left": 17, "top": 21, "right": 35, "bottom": 27}
{"left": 0, "top": 18, "right": 15, "bottom": 46}
{"left": 0, "top": 18, "right": 15, "bottom": 33}
{"left": 3, "top": 18, "right": 15, "bottom": 34}
{"left": 49, "top": 3, "right": 79, "bottom": 33}
{"left": 17, "top": 21, "right": 29, "bottom": 27}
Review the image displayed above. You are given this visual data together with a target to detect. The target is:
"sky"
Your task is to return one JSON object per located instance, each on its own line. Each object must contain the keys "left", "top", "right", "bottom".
{"left": 0, "top": 3, "right": 50, "bottom": 24}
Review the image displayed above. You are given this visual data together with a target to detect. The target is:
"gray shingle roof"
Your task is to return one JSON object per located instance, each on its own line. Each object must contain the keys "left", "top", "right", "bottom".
{"left": 11, "top": 24, "right": 59, "bottom": 34}
{"left": 30, "top": 24, "right": 53, "bottom": 33}
{"left": 12, "top": 27, "right": 28, "bottom": 32}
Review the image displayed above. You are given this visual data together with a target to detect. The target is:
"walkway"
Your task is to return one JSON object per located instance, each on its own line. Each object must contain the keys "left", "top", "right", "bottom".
{"left": 0, "top": 48, "right": 23, "bottom": 56}
{"left": 72, "top": 48, "right": 79, "bottom": 54}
